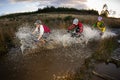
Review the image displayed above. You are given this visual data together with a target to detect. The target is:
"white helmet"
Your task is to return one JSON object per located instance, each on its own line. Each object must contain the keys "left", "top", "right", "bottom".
{"left": 98, "top": 16, "right": 102, "bottom": 21}
{"left": 34, "top": 20, "right": 42, "bottom": 25}
{"left": 73, "top": 18, "right": 79, "bottom": 25}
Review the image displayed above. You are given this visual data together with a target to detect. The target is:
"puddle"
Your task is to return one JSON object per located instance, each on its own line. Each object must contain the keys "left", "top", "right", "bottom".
{"left": 93, "top": 63, "right": 120, "bottom": 80}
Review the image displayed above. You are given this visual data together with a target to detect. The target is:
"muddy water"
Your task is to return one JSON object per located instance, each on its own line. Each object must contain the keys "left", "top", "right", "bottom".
{"left": 0, "top": 28, "right": 119, "bottom": 80}
{"left": 92, "top": 39, "right": 120, "bottom": 80}
{"left": 0, "top": 44, "right": 93, "bottom": 80}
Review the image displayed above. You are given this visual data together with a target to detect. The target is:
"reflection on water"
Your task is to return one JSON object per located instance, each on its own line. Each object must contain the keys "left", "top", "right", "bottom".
{"left": 111, "top": 28, "right": 120, "bottom": 35}
{"left": 94, "top": 63, "right": 120, "bottom": 80}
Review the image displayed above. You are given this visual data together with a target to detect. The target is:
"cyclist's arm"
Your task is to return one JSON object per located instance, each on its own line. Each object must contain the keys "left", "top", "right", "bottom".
{"left": 68, "top": 24, "right": 75, "bottom": 30}
{"left": 78, "top": 23, "right": 83, "bottom": 33}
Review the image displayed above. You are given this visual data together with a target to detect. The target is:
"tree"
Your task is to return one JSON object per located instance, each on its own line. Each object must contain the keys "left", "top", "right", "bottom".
{"left": 100, "top": 4, "right": 109, "bottom": 17}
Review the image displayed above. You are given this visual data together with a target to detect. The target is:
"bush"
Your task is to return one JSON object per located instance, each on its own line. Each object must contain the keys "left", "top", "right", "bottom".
{"left": 63, "top": 16, "right": 73, "bottom": 21}
{"left": 92, "top": 37, "right": 118, "bottom": 61}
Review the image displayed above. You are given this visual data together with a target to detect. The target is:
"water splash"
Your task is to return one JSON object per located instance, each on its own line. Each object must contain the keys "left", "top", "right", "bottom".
{"left": 101, "top": 29, "right": 116, "bottom": 39}
{"left": 16, "top": 26, "right": 37, "bottom": 54}
{"left": 15, "top": 24, "right": 116, "bottom": 54}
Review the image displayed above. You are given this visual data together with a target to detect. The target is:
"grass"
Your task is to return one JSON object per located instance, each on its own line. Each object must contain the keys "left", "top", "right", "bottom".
{"left": 92, "top": 37, "right": 118, "bottom": 61}
{"left": 1, "top": 13, "right": 120, "bottom": 28}
{"left": 0, "top": 27, "right": 16, "bottom": 55}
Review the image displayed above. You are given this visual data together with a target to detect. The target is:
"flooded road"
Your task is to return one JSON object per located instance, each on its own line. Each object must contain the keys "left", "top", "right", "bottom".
{"left": 0, "top": 44, "right": 93, "bottom": 80}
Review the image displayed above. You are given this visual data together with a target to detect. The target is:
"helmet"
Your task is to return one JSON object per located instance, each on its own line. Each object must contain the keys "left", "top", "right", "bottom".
{"left": 98, "top": 16, "right": 102, "bottom": 21}
{"left": 34, "top": 20, "right": 42, "bottom": 25}
{"left": 73, "top": 18, "right": 79, "bottom": 25}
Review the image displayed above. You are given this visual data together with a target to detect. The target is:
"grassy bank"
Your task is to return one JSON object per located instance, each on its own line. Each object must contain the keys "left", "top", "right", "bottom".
{"left": 0, "top": 13, "right": 120, "bottom": 28}
{"left": 0, "top": 27, "right": 16, "bottom": 55}
{"left": 92, "top": 37, "right": 118, "bottom": 61}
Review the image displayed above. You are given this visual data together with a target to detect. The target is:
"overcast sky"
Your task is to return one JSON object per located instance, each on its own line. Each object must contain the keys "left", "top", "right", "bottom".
{"left": 0, "top": 0, "right": 120, "bottom": 18}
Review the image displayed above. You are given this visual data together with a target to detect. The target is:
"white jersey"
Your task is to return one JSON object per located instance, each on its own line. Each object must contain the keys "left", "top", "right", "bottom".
{"left": 35, "top": 25, "right": 44, "bottom": 36}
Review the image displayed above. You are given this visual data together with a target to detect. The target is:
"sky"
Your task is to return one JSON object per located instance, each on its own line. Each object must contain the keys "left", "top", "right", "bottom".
{"left": 0, "top": 0, "right": 120, "bottom": 18}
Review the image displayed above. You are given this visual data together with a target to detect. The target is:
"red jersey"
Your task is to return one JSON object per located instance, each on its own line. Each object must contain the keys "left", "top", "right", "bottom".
{"left": 68, "top": 21, "right": 83, "bottom": 33}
